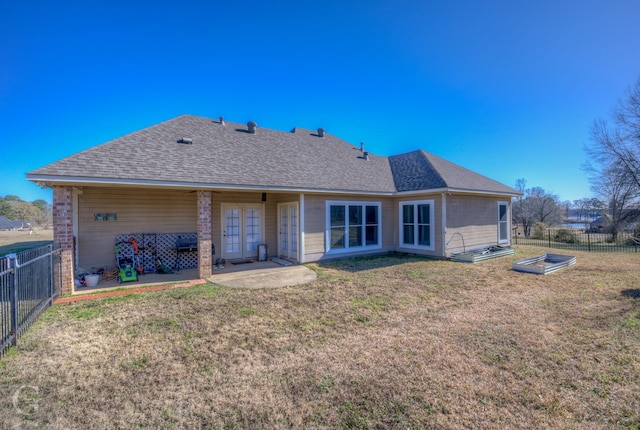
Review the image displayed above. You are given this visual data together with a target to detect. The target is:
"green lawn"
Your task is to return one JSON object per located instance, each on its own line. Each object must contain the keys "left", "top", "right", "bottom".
{"left": 0, "top": 246, "right": 639, "bottom": 429}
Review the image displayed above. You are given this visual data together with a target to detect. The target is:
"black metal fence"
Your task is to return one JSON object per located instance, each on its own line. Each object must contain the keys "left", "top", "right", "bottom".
{"left": 1, "top": 244, "right": 62, "bottom": 358}
{"left": 513, "top": 227, "right": 640, "bottom": 253}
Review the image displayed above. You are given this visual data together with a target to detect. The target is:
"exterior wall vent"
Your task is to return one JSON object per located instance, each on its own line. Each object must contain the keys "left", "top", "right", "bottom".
{"left": 247, "top": 121, "right": 257, "bottom": 134}
{"left": 317, "top": 128, "right": 325, "bottom": 137}
{"left": 178, "top": 138, "right": 193, "bottom": 144}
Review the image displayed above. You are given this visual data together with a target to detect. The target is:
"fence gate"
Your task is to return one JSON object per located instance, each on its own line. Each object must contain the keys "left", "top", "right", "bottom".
{"left": 1, "top": 244, "right": 62, "bottom": 358}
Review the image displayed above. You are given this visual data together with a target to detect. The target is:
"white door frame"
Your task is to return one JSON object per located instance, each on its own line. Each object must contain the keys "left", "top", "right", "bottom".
{"left": 221, "top": 203, "right": 263, "bottom": 259}
{"left": 278, "top": 202, "right": 299, "bottom": 260}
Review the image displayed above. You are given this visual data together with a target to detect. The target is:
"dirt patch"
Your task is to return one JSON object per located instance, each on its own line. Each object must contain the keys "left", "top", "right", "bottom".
{"left": 0, "top": 246, "right": 638, "bottom": 428}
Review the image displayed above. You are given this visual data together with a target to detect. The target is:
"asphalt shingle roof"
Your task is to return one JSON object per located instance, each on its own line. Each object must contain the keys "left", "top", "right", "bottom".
{"left": 0, "top": 215, "right": 26, "bottom": 230}
{"left": 389, "top": 150, "right": 518, "bottom": 194}
{"left": 28, "top": 114, "right": 519, "bottom": 196}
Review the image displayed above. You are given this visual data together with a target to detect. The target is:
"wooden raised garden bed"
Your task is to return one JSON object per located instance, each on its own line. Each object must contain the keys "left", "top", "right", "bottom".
{"left": 512, "top": 253, "right": 576, "bottom": 275}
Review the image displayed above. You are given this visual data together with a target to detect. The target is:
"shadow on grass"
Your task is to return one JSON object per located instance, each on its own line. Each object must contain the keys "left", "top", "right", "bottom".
{"left": 0, "top": 240, "right": 54, "bottom": 256}
{"left": 314, "top": 252, "right": 439, "bottom": 272}
{"left": 621, "top": 289, "right": 640, "bottom": 299}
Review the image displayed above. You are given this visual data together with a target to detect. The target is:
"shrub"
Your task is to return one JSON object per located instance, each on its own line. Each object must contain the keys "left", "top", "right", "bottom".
{"left": 554, "top": 229, "right": 579, "bottom": 244}
{"left": 532, "top": 222, "right": 547, "bottom": 240}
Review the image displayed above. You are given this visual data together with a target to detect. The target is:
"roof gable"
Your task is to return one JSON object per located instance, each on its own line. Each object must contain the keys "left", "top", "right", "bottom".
{"left": 389, "top": 150, "right": 518, "bottom": 195}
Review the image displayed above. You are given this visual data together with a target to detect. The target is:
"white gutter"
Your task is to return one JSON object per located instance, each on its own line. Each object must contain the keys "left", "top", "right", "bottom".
{"left": 28, "top": 176, "right": 522, "bottom": 198}
{"left": 27, "top": 175, "right": 397, "bottom": 196}
{"left": 396, "top": 187, "right": 522, "bottom": 198}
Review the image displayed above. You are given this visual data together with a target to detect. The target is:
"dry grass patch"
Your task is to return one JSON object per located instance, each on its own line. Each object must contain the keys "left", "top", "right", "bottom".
{"left": 0, "top": 228, "right": 53, "bottom": 255}
{"left": 0, "top": 246, "right": 639, "bottom": 429}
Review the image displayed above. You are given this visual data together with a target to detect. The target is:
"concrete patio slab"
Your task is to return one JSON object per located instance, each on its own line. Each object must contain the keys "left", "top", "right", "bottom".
{"left": 209, "top": 264, "right": 317, "bottom": 288}
{"left": 59, "top": 261, "right": 317, "bottom": 304}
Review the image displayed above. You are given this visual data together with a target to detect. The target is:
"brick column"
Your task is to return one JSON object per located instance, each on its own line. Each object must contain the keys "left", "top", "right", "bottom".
{"left": 197, "top": 191, "right": 212, "bottom": 279}
{"left": 53, "top": 186, "right": 75, "bottom": 294}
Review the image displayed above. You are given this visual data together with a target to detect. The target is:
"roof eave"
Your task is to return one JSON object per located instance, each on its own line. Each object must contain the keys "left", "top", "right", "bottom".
{"left": 26, "top": 174, "right": 396, "bottom": 196}
{"left": 395, "top": 187, "right": 522, "bottom": 198}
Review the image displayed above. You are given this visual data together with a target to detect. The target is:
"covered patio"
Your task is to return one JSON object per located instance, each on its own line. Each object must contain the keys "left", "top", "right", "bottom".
{"left": 73, "top": 260, "right": 317, "bottom": 295}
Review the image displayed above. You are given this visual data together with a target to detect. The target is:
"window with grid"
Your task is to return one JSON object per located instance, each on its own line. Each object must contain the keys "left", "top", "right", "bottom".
{"left": 399, "top": 200, "right": 434, "bottom": 250}
{"left": 327, "top": 201, "right": 381, "bottom": 253}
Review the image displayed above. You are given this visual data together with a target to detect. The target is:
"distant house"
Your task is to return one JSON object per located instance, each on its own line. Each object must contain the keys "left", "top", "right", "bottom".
{"left": 589, "top": 215, "right": 611, "bottom": 232}
{"left": 0, "top": 215, "right": 15, "bottom": 230}
{"left": 27, "top": 114, "right": 521, "bottom": 293}
{"left": 0, "top": 215, "right": 28, "bottom": 231}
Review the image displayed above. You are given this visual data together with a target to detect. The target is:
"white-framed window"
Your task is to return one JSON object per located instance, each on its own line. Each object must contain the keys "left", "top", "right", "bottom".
{"left": 498, "top": 201, "right": 509, "bottom": 244}
{"left": 399, "top": 200, "right": 435, "bottom": 251}
{"left": 326, "top": 201, "right": 382, "bottom": 253}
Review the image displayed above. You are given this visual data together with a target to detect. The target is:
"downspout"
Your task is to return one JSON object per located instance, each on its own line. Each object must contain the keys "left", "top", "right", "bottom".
{"left": 299, "top": 193, "right": 305, "bottom": 263}
{"left": 441, "top": 192, "right": 447, "bottom": 257}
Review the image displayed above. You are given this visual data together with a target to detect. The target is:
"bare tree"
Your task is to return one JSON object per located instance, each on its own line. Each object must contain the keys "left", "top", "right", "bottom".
{"left": 527, "top": 187, "right": 565, "bottom": 226}
{"left": 587, "top": 198, "right": 606, "bottom": 218}
{"left": 512, "top": 179, "right": 565, "bottom": 236}
{"left": 572, "top": 198, "right": 591, "bottom": 220}
{"left": 591, "top": 164, "right": 640, "bottom": 239}
{"left": 585, "top": 76, "right": 640, "bottom": 235}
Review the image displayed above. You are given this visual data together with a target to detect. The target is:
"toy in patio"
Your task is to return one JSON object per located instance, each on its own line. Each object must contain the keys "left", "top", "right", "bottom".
{"left": 115, "top": 242, "right": 138, "bottom": 283}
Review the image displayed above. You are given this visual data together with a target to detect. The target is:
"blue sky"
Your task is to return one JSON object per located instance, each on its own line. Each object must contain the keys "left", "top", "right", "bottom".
{"left": 2, "top": 0, "right": 640, "bottom": 204}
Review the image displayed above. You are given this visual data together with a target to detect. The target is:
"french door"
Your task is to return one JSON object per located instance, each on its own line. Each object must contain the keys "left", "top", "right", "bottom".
{"left": 222, "top": 204, "right": 262, "bottom": 259}
{"left": 278, "top": 202, "right": 299, "bottom": 260}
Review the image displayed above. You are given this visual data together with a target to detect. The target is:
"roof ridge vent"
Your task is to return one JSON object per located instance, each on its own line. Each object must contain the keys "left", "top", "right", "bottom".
{"left": 247, "top": 121, "right": 257, "bottom": 134}
{"left": 317, "top": 128, "right": 325, "bottom": 137}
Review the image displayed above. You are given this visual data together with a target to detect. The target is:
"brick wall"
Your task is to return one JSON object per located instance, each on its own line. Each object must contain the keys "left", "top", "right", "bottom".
{"left": 52, "top": 185, "right": 75, "bottom": 294}
{"left": 197, "top": 191, "right": 212, "bottom": 279}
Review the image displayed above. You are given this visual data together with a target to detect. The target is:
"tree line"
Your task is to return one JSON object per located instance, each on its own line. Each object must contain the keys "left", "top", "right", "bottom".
{"left": 0, "top": 195, "right": 52, "bottom": 228}
{"left": 514, "top": 75, "right": 640, "bottom": 238}
{"left": 511, "top": 179, "right": 606, "bottom": 237}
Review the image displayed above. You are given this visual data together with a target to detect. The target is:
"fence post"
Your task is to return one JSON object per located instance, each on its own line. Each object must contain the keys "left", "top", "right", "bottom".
{"left": 48, "top": 244, "right": 54, "bottom": 299}
{"left": 548, "top": 229, "right": 551, "bottom": 248}
{"left": 8, "top": 254, "right": 18, "bottom": 347}
{"left": 587, "top": 231, "right": 591, "bottom": 252}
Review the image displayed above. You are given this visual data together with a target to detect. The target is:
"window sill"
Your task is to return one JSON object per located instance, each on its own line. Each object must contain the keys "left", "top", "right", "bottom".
{"left": 327, "top": 245, "right": 382, "bottom": 254}
{"left": 398, "top": 244, "right": 435, "bottom": 252}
